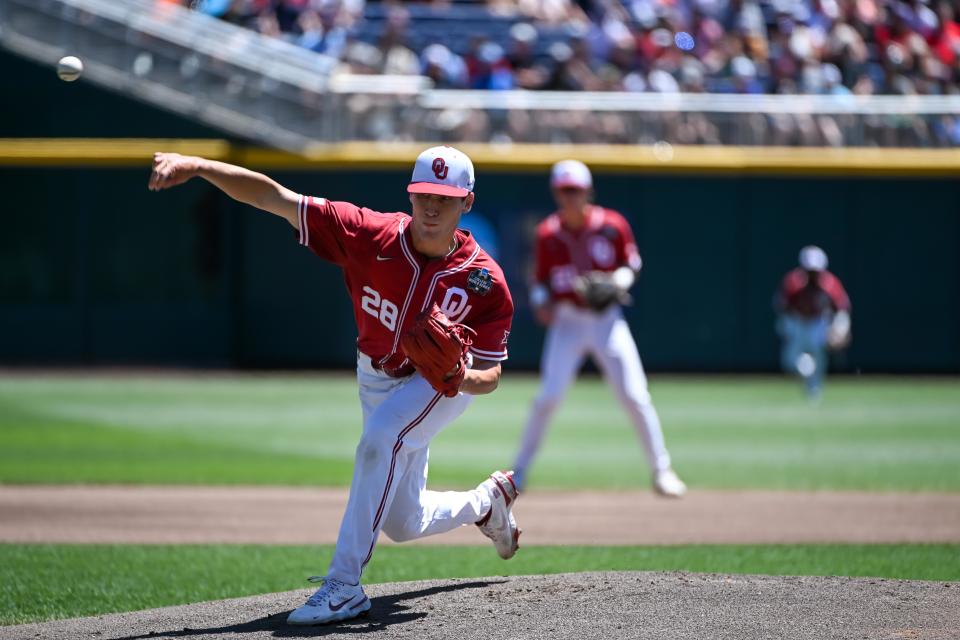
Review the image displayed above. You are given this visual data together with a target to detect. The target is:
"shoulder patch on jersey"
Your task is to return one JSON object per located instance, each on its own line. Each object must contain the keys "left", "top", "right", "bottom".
{"left": 466, "top": 268, "right": 494, "bottom": 296}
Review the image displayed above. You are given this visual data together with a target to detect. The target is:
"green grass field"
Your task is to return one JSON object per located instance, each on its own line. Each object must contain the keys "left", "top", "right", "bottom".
{"left": 1, "top": 373, "right": 958, "bottom": 625}
{"left": 1, "top": 374, "right": 959, "bottom": 490}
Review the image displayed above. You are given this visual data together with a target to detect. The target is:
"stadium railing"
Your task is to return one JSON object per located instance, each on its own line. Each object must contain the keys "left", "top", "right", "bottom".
{"left": 1, "top": 0, "right": 958, "bottom": 152}
{"left": 0, "top": 0, "right": 345, "bottom": 149}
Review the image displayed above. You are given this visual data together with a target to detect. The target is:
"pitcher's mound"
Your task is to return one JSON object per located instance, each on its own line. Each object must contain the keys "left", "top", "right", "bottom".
{"left": 4, "top": 571, "right": 957, "bottom": 640}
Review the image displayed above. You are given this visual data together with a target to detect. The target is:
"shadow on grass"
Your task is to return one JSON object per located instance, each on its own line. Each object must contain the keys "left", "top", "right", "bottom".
{"left": 108, "top": 579, "right": 503, "bottom": 639}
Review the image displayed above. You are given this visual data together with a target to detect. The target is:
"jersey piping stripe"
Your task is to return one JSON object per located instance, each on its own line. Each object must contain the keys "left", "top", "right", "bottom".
{"left": 418, "top": 244, "right": 499, "bottom": 362}
{"left": 419, "top": 244, "right": 481, "bottom": 313}
{"left": 297, "top": 194, "right": 308, "bottom": 246}
{"left": 551, "top": 208, "right": 609, "bottom": 272}
{"left": 554, "top": 229, "right": 586, "bottom": 273}
{"left": 370, "top": 391, "right": 440, "bottom": 532}
{"left": 587, "top": 205, "right": 604, "bottom": 230}
{"left": 469, "top": 346, "right": 509, "bottom": 360}
{"left": 298, "top": 196, "right": 327, "bottom": 248}
{"left": 380, "top": 219, "right": 420, "bottom": 366}
{"left": 361, "top": 391, "right": 443, "bottom": 571}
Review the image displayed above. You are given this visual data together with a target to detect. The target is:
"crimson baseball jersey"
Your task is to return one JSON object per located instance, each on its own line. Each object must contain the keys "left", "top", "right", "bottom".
{"left": 296, "top": 195, "right": 513, "bottom": 375}
{"left": 534, "top": 206, "right": 643, "bottom": 306}
{"left": 779, "top": 268, "right": 851, "bottom": 318}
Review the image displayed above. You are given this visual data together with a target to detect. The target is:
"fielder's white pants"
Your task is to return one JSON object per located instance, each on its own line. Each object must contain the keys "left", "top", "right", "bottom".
{"left": 326, "top": 353, "right": 493, "bottom": 585}
{"left": 777, "top": 313, "right": 829, "bottom": 394}
{"left": 514, "top": 303, "right": 672, "bottom": 480}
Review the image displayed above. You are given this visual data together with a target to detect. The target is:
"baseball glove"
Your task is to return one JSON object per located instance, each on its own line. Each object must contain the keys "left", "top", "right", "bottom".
{"left": 400, "top": 303, "right": 476, "bottom": 397}
{"left": 827, "top": 311, "right": 852, "bottom": 351}
{"left": 574, "top": 271, "right": 629, "bottom": 311}
{"left": 827, "top": 325, "right": 851, "bottom": 350}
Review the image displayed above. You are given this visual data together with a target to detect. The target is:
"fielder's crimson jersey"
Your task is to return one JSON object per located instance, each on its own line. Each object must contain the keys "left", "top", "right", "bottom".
{"left": 534, "top": 206, "right": 643, "bottom": 306}
{"left": 297, "top": 195, "right": 513, "bottom": 375}
{"left": 779, "top": 268, "right": 851, "bottom": 318}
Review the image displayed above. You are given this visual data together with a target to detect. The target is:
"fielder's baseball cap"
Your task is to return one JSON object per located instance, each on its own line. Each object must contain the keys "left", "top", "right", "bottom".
{"left": 799, "top": 245, "right": 828, "bottom": 271}
{"left": 407, "top": 146, "right": 475, "bottom": 198}
{"left": 550, "top": 159, "right": 592, "bottom": 190}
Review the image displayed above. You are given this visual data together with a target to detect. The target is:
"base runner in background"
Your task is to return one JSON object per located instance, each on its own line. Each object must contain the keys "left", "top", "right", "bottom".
{"left": 775, "top": 245, "right": 852, "bottom": 400}
{"left": 513, "top": 160, "right": 687, "bottom": 498}
{"left": 149, "top": 146, "right": 519, "bottom": 625}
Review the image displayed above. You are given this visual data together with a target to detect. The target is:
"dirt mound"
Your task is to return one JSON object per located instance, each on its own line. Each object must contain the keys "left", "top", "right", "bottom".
{"left": 4, "top": 572, "right": 958, "bottom": 640}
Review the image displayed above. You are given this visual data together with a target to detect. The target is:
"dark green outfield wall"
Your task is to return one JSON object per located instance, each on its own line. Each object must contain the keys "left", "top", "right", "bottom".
{"left": 1, "top": 49, "right": 958, "bottom": 371}
{"left": 2, "top": 166, "right": 959, "bottom": 372}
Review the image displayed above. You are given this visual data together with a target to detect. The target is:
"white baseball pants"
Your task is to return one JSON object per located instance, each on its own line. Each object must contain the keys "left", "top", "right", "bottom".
{"left": 777, "top": 313, "right": 830, "bottom": 395}
{"left": 326, "top": 353, "right": 493, "bottom": 585}
{"left": 514, "top": 303, "right": 672, "bottom": 480}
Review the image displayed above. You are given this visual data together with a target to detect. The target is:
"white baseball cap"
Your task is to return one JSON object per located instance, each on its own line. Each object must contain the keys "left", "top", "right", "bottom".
{"left": 799, "top": 245, "right": 828, "bottom": 271}
{"left": 550, "top": 159, "right": 593, "bottom": 190}
{"left": 407, "top": 146, "right": 475, "bottom": 198}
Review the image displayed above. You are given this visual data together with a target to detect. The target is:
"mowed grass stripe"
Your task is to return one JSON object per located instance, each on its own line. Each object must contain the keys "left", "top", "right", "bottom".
{"left": 0, "top": 375, "right": 958, "bottom": 490}
{"left": 2, "top": 543, "right": 958, "bottom": 626}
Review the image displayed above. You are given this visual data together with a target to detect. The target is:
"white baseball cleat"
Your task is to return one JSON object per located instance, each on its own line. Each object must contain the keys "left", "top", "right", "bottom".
{"left": 286, "top": 577, "right": 371, "bottom": 626}
{"left": 653, "top": 468, "right": 687, "bottom": 498}
{"left": 796, "top": 353, "right": 817, "bottom": 378}
{"left": 476, "top": 470, "right": 521, "bottom": 559}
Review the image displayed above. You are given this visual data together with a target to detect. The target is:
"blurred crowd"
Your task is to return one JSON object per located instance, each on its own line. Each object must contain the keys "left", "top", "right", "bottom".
{"left": 184, "top": 0, "right": 960, "bottom": 96}
{"left": 172, "top": 0, "right": 960, "bottom": 145}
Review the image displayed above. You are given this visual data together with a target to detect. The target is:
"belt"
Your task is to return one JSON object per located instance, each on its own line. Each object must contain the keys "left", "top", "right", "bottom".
{"left": 358, "top": 351, "right": 415, "bottom": 379}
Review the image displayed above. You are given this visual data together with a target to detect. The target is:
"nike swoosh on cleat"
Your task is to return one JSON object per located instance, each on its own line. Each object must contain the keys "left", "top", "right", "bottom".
{"left": 349, "top": 596, "right": 370, "bottom": 611}
{"left": 329, "top": 595, "right": 359, "bottom": 612}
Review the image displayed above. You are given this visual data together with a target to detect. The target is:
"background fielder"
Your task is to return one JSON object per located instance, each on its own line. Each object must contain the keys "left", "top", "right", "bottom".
{"left": 149, "top": 145, "right": 520, "bottom": 626}
{"left": 513, "top": 160, "right": 686, "bottom": 498}
{"left": 775, "top": 245, "right": 852, "bottom": 400}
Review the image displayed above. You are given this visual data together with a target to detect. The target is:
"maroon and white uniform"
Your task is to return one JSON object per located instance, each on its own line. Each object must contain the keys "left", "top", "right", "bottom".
{"left": 775, "top": 245, "right": 852, "bottom": 398}
{"left": 296, "top": 194, "right": 514, "bottom": 585}
{"left": 514, "top": 203, "right": 675, "bottom": 488}
{"left": 534, "top": 206, "right": 642, "bottom": 308}
{"left": 779, "top": 268, "right": 851, "bottom": 319}
{"left": 298, "top": 196, "right": 512, "bottom": 369}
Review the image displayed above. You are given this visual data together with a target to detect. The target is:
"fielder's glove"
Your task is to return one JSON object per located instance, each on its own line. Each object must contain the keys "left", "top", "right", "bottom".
{"left": 827, "top": 311, "right": 852, "bottom": 350}
{"left": 400, "top": 303, "right": 476, "bottom": 397}
{"left": 574, "top": 271, "right": 631, "bottom": 312}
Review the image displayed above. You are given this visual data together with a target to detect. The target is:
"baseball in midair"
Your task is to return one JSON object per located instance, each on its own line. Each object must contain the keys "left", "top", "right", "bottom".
{"left": 57, "top": 56, "right": 83, "bottom": 82}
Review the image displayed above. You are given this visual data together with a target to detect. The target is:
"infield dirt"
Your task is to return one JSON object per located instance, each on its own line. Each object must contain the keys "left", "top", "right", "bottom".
{"left": 2, "top": 486, "right": 959, "bottom": 545}
{"left": 3, "top": 486, "right": 960, "bottom": 638}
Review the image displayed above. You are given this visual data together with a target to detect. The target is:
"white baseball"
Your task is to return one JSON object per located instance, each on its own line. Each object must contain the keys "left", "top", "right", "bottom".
{"left": 57, "top": 56, "right": 83, "bottom": 82}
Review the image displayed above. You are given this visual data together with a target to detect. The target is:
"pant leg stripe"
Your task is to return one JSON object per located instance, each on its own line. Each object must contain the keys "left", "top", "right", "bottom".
{"left": 362, "top": 392, "right": 442, "bottom": 571}
{"left": 369, "top": 392, "right": 443, "bottom": 536}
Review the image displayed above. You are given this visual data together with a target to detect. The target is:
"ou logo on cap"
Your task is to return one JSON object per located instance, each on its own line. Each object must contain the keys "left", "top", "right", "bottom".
{"left": 432, "top": 158, "right": 449, "bottom": 180}
{"left": 407, "top": 145, "right": 475, "bottom": 197}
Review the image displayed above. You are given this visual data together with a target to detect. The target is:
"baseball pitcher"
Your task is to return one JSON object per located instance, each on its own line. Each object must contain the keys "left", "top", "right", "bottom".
{"left": 513, "top": 160, "right": 686, "bottom": 498}
{"left": 149, "top": 146, "right": 519, "bottom": 625}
